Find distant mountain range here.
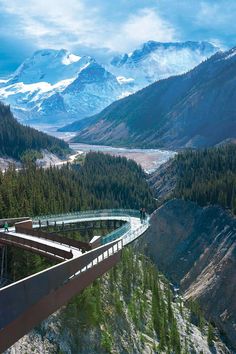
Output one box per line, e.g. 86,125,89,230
70,46,236,149
109,41,217,89
0,41,218,126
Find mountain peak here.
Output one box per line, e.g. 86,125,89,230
109,40,219,88
11,49,92,85
114,40,219,65
63,61,118,94
30,48,82,64
72,44,236,148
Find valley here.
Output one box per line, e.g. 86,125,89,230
0,15,235,352
70,47,236,149
0,41,217,127
70,143,176,173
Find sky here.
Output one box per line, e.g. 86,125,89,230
0,0,235,75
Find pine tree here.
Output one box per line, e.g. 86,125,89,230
207,323,214,347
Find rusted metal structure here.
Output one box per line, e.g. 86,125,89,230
0,232,73,261
0,239,122,353
16,226,92,253
0,209,150,352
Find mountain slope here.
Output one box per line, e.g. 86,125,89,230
0,50,125,125
0,103,69,160
140,200,236,351
60,62,123,117
9,49,91,85
71,47,236,149
109,40,218,89
0,42,217,127
35,61,124,124
140,144,236,350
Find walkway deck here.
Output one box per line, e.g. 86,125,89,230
0,209,149,352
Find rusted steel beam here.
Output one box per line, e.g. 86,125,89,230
16,227,91,252
0,252,121,353
15,220,33,232
0,238,63,261
0,233,73,260
0,239,122,332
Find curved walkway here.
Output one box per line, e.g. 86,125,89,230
0,209,149,258
0,209,150,352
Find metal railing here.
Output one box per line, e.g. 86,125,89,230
32,209,149,248
0,238,122,331
0,209,151,352
101,222,131,245
33,209,140,224
122,219,150,246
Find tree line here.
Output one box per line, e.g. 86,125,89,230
0,151,156,219
0,103,70,160
173,144,236,214
2,152,156,281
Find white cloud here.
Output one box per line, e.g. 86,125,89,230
197,1,236,29
0,0,99,47
105,8,176,52
0,0,177,53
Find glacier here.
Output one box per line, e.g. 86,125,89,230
0,41,219,127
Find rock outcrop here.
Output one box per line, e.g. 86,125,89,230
138,199,236,350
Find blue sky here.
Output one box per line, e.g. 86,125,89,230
0,0,235,75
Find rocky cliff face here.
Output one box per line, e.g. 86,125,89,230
138,199,236,350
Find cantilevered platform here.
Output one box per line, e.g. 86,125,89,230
0,209,149,352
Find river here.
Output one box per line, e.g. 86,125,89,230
70,143,176,173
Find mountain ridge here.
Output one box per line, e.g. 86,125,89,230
0,41,218,126
70,47,236,149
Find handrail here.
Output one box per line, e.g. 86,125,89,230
122,218,149,246
102,222,131,245
0,239,122,331
0,217,30,227
0,209,151,353
33,209,141,223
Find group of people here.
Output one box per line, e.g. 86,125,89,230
139,207,146,222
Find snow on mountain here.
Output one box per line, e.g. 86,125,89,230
10,49,91,85
0,49,126,124
0,42,219,127
39,62,124,120
62,62,123,116
223,46,236,60
109,41,219,89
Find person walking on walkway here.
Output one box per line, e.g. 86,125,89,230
140,208,143,222
142,208,146,221
4,221,9,232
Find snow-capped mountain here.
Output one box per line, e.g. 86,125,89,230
40,62,124,120
109,41,219,89
0,49,125,125
0,42,219,127
10,49,92,85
